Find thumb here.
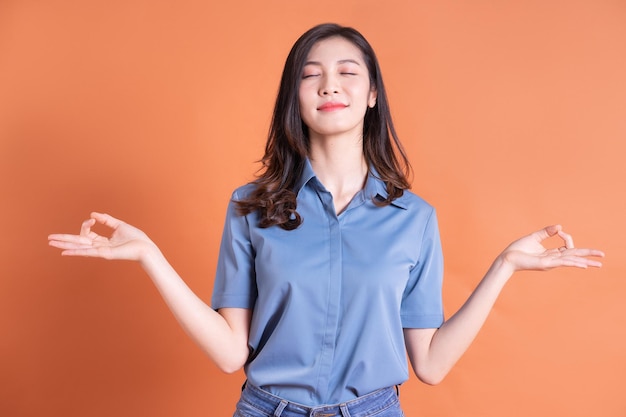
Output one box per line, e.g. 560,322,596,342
533,224,562,242
91,212,124,229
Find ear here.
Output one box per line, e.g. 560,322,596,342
368,88,377,108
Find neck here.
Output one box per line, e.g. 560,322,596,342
308,132,368,213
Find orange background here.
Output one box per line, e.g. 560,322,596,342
1,1,625,416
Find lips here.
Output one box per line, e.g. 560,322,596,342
317,102,348,111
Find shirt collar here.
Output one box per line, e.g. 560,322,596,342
367,166,409,210
293,158,317,195
294,158,408,210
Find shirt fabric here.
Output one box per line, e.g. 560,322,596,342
211,159,444,406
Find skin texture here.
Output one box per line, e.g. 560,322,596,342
298,36,378,214
48,37,604,383
299,36,377,143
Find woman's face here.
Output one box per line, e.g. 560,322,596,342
298,36,377,142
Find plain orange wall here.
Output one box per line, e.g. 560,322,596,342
1,1,625,416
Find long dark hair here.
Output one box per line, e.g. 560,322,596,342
236,23,412,230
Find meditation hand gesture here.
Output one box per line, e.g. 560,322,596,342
48,212,157,262
500,225,604,272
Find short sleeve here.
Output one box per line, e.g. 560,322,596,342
211,190,257,310
400,208,445,329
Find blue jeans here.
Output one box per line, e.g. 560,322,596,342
234,383,405,417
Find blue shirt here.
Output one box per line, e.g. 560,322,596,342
211,159,444,406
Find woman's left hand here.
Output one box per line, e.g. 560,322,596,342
500,225,604,272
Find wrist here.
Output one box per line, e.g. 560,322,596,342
138,240,162,267
490,253,516,283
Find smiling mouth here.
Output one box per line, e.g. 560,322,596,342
318,102,348,111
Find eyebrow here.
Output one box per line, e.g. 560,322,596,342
303,59,362,66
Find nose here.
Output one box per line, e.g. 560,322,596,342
319,74,340,96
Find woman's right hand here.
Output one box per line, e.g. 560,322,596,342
49,212,251,372
48,212,157,262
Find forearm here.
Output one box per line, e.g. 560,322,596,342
139,245,249,373
407,225,603,385
410,256,515,384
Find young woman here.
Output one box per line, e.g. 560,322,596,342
48,23,604,417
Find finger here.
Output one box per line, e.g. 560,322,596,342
541,256,590,269
80,218,96,237
558,230,575,249
560,248,605,258
60,247,108,258
582,259,603,268
91,212,123,229
533,225,562,242
49,239,96,250
48,233,94,246
558,256,603,268
547,248,605,269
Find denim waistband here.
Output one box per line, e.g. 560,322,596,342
237,383,401,417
